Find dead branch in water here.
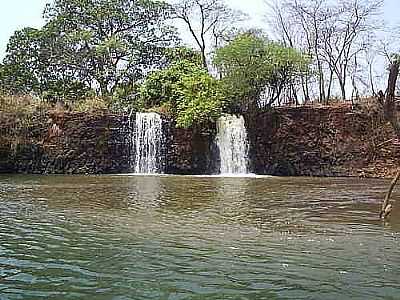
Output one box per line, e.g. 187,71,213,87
377,59,400,219
380,170,400,219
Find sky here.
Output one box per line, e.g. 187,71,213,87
0,0,399,60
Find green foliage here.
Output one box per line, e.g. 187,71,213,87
1,25,92,101
108,83,144,113
175,72,225,128
140,60,197,109
140,60,225,128
44,0,177,97
1,28,43,95
0,0,177,105
164,47,203,66
214,33,310,110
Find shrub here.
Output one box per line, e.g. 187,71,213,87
140,60,225,128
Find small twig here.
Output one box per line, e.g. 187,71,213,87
376,139,394,149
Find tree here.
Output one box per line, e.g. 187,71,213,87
267,0,328,102
140,60,198,110
1,25,91,100
1,28,43,95
378,56,400,137
213,33,309,112
140,59,225,128
175,70,225,128
319,0,382,101
266,0,312,102
267,0,383,102
173,0,245,70
377,56,400,219
164,46,203,66
48,0,178,96
1,0,177,101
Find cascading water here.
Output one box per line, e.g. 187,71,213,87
131,112,165,174
216,115,249,175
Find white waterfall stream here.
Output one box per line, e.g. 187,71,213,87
132,112,165,174
216,115,249,175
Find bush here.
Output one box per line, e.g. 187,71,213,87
139,60,197,110
175,73,225,128
140,60,225,128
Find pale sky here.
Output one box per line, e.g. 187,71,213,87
0,0,399,60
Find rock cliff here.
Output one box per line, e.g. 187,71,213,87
0,105,398,177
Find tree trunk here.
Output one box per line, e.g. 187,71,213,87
200,46,208,71
338,77,346,101
317,61,326,103
303,76,310,104
382,63,400,137
326,70,335,105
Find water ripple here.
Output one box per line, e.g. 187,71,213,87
0,175,400,299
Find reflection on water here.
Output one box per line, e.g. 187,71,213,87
126,175,163,209
0,175,400,299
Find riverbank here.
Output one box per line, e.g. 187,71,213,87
0,104,398,177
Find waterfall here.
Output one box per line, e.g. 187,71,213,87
131,112,165,174
216,115,249,175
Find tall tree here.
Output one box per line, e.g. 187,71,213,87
319,0,382,101
1,0,177,100
2,24,90,99
267,0,382,102
1,28,44,95
45,0,177,96
173,0,244,70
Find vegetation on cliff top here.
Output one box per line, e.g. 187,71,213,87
0,0,397,129
0,0,310,128
214,33,310,112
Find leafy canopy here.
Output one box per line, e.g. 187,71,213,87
140,58,225,128
1,0,177,102
214,33,309,110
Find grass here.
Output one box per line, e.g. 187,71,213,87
0,93,51,116
0,93,115,116
70,96,109,113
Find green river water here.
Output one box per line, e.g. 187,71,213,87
0,175,399,299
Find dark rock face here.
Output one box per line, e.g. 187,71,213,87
1,106,398,177
245,106,400,178
0,112,218,175
165,120,218,175
0,112,131,174
0,144,14,173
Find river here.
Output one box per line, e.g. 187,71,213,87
0,175,399,299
